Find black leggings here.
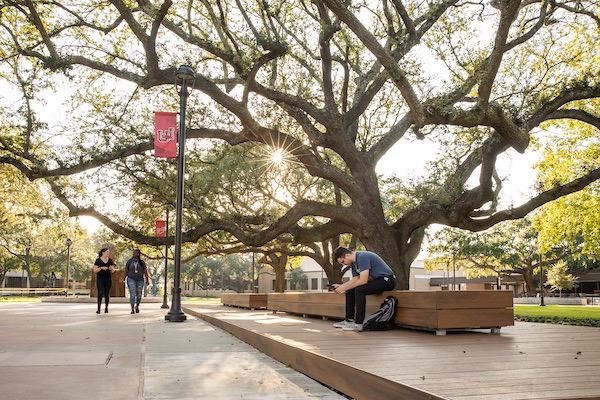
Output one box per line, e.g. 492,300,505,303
97,278,111,310
345,276,396,324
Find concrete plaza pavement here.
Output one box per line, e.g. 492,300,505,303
0,302,345,400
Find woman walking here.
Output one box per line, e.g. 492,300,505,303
93,248,115,314
125,249,149,314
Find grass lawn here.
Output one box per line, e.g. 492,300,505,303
0,296,42,302
514,305,600,327
182,296,221,304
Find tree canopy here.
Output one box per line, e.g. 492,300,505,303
533,114,600,260
426,218,567,294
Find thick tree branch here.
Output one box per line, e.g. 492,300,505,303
242,45,287,106
478,0,522,106
146,0,173,74
457,166,600,231
321,0,425,125
368,114,413,161
544,109,600,130
425,103,529,152
551,0,600,27
314,0,340,114
505,0,549,51
393,133,509,231
0,128,246,180
251,81,334,127
390,0,416,37
525,84,600,130
289,221,353,243
47,177,357,247
22,0,59,59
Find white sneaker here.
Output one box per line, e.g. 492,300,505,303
333,320,352,328
342,323,364,332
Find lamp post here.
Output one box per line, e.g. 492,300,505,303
161,207,169,309
452,252,456,291
165,65,195,322
251,252,255,293
539,252,546,307
65,238,72,297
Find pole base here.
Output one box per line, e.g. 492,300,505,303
165,312,187,322
160,303,169,309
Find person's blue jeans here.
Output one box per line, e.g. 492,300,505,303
127,277,144,307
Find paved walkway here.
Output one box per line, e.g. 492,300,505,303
0,302,344,400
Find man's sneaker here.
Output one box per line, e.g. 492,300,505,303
333,320,352,329
342,323,364,332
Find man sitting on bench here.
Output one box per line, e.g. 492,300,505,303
331,247,396,331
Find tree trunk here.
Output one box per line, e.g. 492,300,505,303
274,268,286,292
267,253,288,293
0,269,7,287
324,262,342,285
318,239,342,285
523,267,537,296
24,247,32,288
359,225,420,290
352,174,422,290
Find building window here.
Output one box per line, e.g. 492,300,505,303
322,278,329,290
311,278,318,290
272,280,276,291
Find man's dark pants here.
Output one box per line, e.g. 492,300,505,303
345,276,396,324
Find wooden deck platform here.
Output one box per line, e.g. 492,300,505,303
183,304,600,400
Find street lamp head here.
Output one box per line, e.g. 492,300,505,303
176,65,196,82
66,238,72,247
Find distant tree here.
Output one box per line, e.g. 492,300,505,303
546,260,577,297
533,116,600,260
288,267,307,291
427,219,565,295
259,252,289,293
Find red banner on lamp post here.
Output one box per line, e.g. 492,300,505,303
154,111,177,158
155,219,166,237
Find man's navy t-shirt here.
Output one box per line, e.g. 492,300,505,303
351,251,394,280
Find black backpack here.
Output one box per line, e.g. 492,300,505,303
362,296,398,331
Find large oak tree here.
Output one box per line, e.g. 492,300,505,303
1,0,598,289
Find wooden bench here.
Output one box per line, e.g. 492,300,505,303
0,287,67,296
90,270,126,298
221,293,268,310
267,291,514,335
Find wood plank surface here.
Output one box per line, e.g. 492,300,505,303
221,293,267,309
185,306,445,400
433,290,513,309
266,291,514,330
267,291,513,309
183,304,600,400
437,308,514,329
